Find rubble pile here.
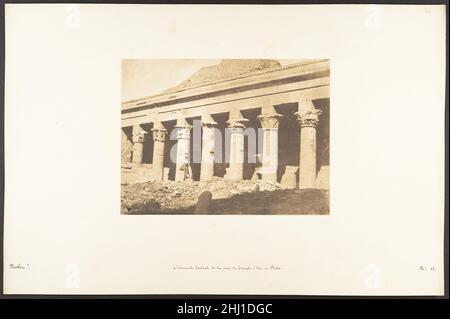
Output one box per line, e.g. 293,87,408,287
121,177,284,214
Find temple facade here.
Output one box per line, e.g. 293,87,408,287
121,59,330,189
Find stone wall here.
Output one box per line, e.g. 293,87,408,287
121,127,133,163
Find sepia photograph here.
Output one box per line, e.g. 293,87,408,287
2,3,445,298
121,59,330,214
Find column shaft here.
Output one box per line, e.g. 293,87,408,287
132,125,145,164
295,106,322,189
257,108,282,183
260,128,279,183
175,124,192,181
200,120,216,181
299,126,317,188
225,111,248,181
151,122,167,181
227,128,245,180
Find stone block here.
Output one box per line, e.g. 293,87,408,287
316,165,330,189
280,166,298,189
163,167,170,181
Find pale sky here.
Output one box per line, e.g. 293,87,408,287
122,59,307,101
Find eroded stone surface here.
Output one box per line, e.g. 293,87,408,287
167,59,281,92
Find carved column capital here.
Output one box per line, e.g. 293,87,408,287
257,113,283,129
132,127,147,143
227,109,248,129
201,114,218,128
202,121,218,128
203,123,217,130
175,125,192,139
151,121,167,142
152,128,167,142
226,118,249,129
295,109,322,128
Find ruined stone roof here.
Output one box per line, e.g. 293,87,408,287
122,59,326,108
164,59,282,93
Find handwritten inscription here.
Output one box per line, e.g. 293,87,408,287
9,263,30,270
419,265,436,271
173,265,281,271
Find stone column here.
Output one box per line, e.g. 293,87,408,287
295,104,322,189
225,110,248,181
132,124,146,164
200,114,217,181
174,118,192,181
257,106,282,183
151,121,167,181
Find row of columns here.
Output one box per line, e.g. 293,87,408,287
127,101,322,188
